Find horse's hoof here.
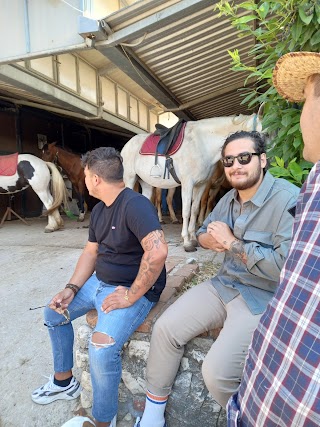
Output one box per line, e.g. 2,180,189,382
160,220,166,224
77,214,85,222
184,245,197,252
191,239,199,247
44,228,55,233
171,220,180,224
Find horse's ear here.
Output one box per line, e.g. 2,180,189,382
257,103,265,118
50,141,57,147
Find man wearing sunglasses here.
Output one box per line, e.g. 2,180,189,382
227,53,320,427
135,130,299,427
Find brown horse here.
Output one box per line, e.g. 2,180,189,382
42,142,90,221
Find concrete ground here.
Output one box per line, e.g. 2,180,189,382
0,215,217,427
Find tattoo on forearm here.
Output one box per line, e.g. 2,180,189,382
130,253,158,294
130,230,165,295
229,239,247,264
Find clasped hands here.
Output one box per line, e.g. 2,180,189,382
206,221,234,252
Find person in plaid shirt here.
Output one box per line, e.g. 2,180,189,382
227,52,320,426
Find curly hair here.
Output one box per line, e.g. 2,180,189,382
221,131,267,157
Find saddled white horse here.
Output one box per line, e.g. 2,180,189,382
121,114,262,251
0,154,69,232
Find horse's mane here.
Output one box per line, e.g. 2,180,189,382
50,143,82,157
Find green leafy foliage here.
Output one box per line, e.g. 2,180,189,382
269,157,311,187
215,0,320,183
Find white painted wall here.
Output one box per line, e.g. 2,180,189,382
0,0,83,60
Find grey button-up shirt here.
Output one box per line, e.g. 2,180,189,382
196,171,300,315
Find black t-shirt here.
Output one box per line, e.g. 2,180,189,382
88,188,166,302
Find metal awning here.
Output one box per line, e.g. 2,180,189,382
79,0,256,119
0,0,257,133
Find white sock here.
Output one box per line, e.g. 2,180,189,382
139,390,168,427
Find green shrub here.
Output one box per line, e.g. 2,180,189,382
215,0,320,182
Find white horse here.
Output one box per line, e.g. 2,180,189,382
121,114,262,251
0,154,69,232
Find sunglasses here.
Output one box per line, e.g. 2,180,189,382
222,152,260,168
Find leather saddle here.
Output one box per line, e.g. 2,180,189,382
154,119,186,184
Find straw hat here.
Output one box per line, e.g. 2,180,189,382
272,52,320,102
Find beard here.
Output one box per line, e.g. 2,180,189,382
226,167,263,190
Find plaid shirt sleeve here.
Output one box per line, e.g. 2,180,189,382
228,163,320,427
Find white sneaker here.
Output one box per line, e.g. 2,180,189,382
60,414,116,427
134,417,167,427
31,375,82,404
61,416,95,427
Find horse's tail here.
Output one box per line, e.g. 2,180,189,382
45,162,69,215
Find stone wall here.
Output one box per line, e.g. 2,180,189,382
75,257,226,427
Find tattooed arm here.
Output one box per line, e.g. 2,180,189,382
129,229,168,300
207,221,247,265
228,239,248,264
101,230,168,313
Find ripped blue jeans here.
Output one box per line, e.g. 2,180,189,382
44,274,155,423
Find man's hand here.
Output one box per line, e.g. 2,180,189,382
48,288,74,314
198,232,226,252
207,221,235,249
101,286,132,314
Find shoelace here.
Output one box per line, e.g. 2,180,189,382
41,374,58,390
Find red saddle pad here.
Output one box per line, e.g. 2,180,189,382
140,123,186,156
0,152,19,176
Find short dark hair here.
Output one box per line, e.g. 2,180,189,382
81,147,123,183
221,130,267,157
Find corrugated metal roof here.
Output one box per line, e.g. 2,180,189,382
0,0,258,130
94,0,257,119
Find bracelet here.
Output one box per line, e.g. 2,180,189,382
65,283,80,296
124,289,130,302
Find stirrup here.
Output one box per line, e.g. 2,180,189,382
150,164,162,178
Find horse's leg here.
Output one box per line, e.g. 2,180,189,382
197,180,211,225
166,188,179,224
139,181,154,200
52,207,64,229
123,166,138,190
77,195,85,222
35,189,61,232
76,179,87,222
180,182,195,252
205,187,220,219
74,188,85,222
188,182,208,248
155,187,164,224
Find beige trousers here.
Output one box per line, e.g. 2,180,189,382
146,280,262,407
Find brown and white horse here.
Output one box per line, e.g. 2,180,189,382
121,114,262,251
0,154,69,232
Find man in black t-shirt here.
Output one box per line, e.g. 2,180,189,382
32,147,168,427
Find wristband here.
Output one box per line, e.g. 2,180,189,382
65,283,80,296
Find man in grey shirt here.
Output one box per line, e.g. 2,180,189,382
135,130,299,427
